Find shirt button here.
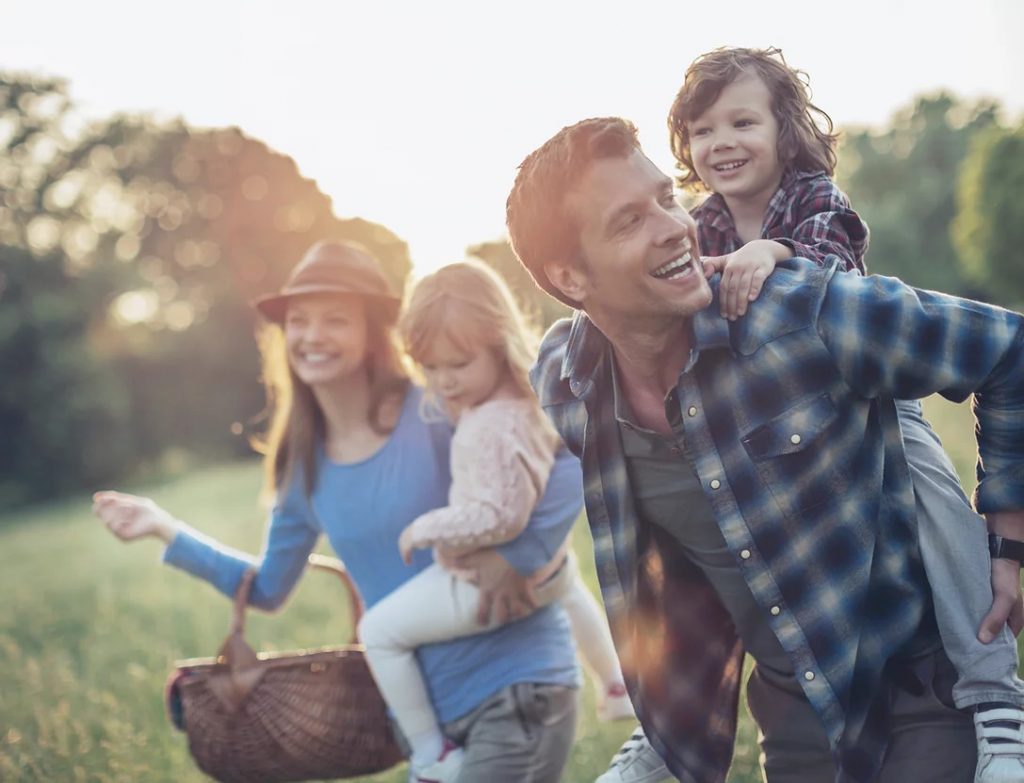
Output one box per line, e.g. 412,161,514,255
687,406,698,417
770,605,781,616
740,549,751,560
790,433,802,445
804,671,815,681
710,479,721,490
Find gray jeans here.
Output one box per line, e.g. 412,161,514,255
747,647,976,782
441,683,578,783
897,398,1024,708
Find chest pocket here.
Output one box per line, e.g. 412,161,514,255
742,393,844,515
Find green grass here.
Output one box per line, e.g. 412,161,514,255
0,396,1014,782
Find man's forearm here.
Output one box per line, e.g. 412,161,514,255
986,510,1024,542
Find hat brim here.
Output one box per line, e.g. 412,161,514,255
253,286,401,324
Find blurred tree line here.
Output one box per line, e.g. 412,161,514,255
2,74,1022,509
0,74,410,507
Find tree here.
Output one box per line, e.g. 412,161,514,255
836,93,1001,296
952,124,1024,308
0,72,413,505
467,239,570,331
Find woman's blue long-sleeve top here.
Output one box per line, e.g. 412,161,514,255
163,385,583,723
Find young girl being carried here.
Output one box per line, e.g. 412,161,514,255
599,46,1024,783
358,260,632,783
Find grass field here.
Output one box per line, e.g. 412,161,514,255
0,396,1016,782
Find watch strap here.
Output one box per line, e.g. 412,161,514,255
988,534,1024,563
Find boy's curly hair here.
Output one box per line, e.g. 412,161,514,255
668,47,838,192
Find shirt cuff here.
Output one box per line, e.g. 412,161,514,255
161,524,250,598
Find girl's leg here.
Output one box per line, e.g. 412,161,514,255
358,563,490,767
543,553,634,720
897,399,1024,709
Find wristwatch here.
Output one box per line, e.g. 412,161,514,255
988,534,1024,563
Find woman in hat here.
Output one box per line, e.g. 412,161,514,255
92,241,583,783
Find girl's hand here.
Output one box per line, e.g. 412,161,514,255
92,491,179,544
398,526,418,564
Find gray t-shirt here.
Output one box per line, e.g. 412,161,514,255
612,359,794,674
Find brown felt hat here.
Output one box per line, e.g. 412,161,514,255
254,241,401,324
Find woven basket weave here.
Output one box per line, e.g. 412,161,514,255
166,555,404,782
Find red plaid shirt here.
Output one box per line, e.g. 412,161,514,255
691,169,869,274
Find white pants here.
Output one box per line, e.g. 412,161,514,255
359,551,623,738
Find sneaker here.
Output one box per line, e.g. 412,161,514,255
974,704,1024,783
597,682,637,722
409,739,464,783
596,727,675,783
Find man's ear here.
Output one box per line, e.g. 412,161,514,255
544,258,587,305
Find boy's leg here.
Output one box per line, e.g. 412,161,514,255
442,682,578,783
897,399,1024,709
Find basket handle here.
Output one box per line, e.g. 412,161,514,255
211,555,364,711
225,554,364,658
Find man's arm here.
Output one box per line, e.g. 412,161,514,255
816,270,1024,515
816,269,1024,636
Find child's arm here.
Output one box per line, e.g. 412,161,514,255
398,406,553,563
703,239,791,321
703,177,869,319
774,177,868,273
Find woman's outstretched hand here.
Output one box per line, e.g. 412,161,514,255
92,490,180,545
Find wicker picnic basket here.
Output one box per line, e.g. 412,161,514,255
165,554,404,783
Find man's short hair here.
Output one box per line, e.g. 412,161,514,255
506,117,640,307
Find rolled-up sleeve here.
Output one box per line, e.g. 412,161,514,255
816,268,1024,512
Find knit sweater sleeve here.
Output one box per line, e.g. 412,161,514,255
402,400,557,551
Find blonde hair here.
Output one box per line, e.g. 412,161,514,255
253,295,411,505
400,260,543,415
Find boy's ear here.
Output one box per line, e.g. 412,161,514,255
544,258,587,306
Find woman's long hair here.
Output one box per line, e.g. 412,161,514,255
253,296,410,505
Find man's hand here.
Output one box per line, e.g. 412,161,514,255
702,239,789,320
978,511,1024,643
447,548,538,625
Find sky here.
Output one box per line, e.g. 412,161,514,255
3,0,1022,275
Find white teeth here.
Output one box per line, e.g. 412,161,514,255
652,251,693,279
303,353,335,363
714,160,746,171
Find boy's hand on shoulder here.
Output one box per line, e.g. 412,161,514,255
710,239,790,321
720,241,790,321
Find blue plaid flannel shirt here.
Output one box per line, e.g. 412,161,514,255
531,258,1024,783
692,169,869,274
